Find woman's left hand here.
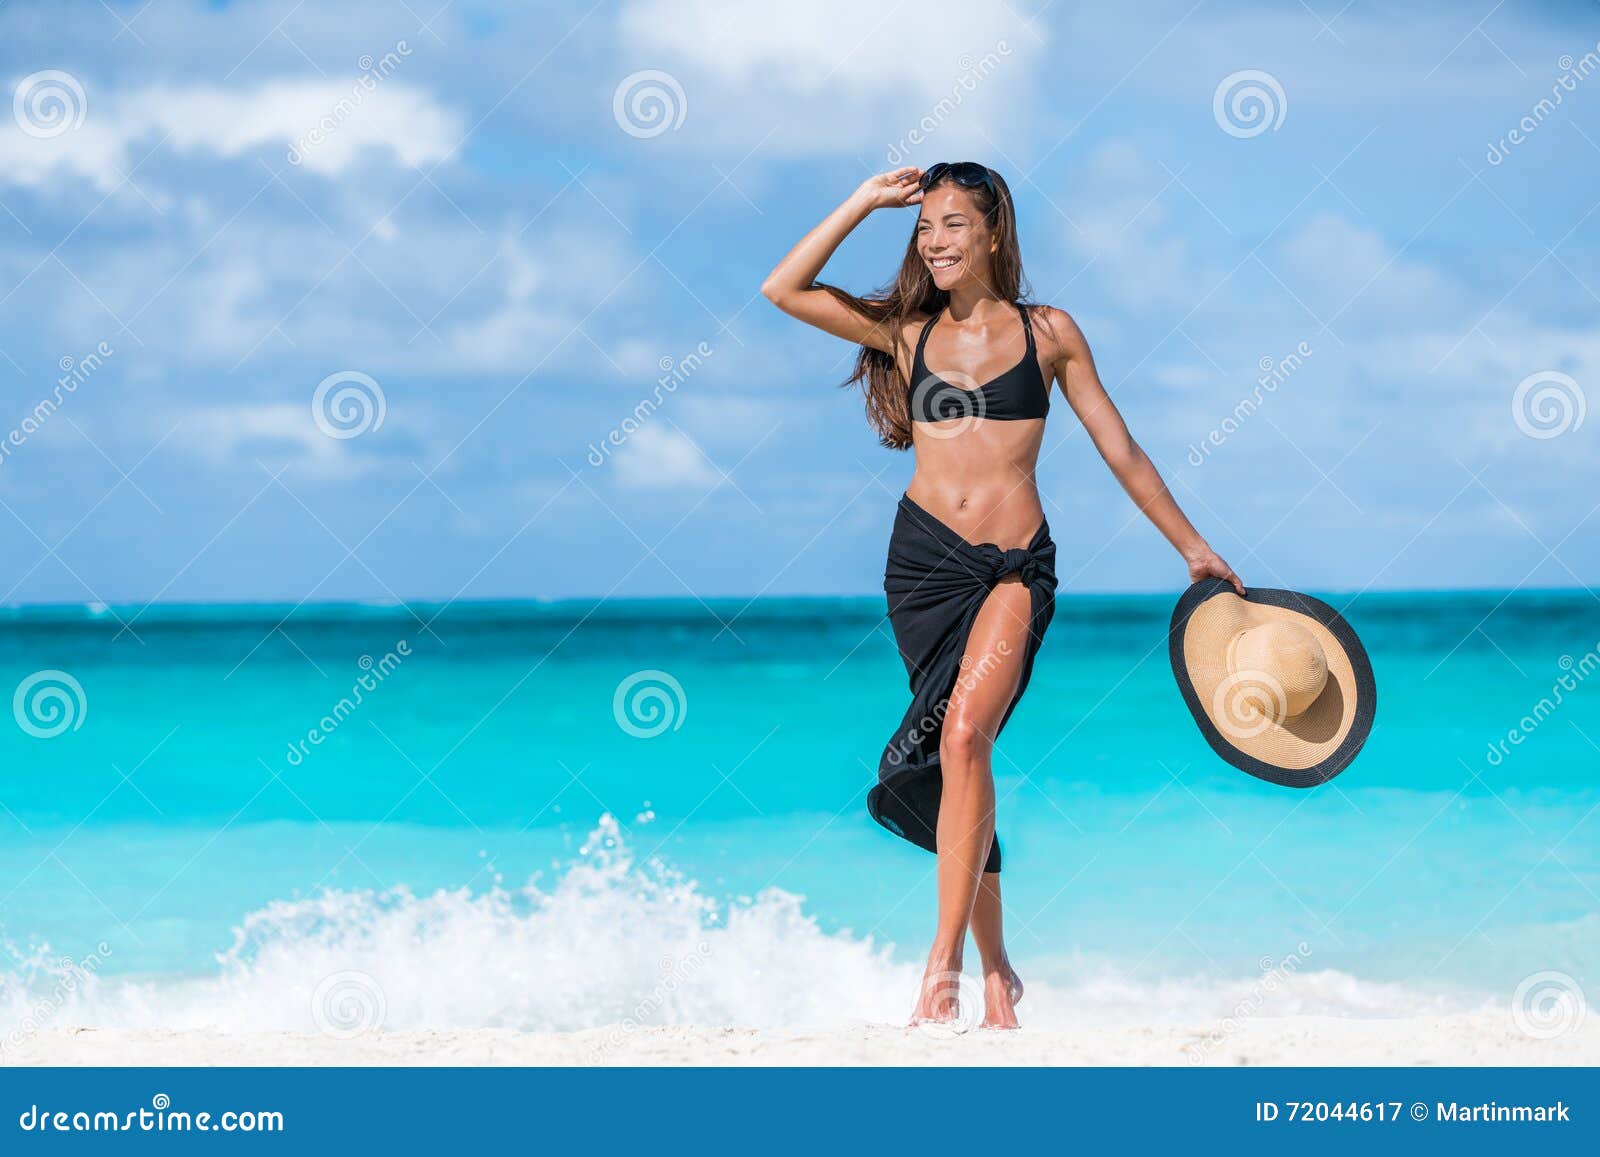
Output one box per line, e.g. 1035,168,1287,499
1186,547,1245,596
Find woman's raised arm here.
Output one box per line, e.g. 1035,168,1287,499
760,168,922,354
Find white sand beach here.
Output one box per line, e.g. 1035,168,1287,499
9,1012,1597,1067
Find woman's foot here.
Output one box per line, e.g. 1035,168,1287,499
980,960,1024,1030
908,956,965,1026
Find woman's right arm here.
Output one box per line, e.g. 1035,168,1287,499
760,167,923,354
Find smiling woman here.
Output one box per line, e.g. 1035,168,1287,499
761,162,1245,1031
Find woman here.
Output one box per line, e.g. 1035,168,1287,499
760,163,1244,1030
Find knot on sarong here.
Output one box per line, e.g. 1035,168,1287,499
988,546,1038,586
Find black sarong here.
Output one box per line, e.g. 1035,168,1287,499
869,493,1058,873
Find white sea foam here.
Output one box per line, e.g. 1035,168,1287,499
0,817,1486,1041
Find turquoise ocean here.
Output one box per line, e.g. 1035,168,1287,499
1,590,1596,1036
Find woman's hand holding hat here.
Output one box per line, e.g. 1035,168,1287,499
1185,543,1246,597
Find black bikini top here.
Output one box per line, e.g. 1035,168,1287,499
909,302,1050,424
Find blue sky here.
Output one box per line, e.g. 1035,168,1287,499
0,0,1597,604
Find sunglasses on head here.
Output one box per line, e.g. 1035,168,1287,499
918,161,997,198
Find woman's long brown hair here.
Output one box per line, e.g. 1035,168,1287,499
815,166,1031,450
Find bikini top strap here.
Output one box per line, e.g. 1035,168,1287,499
912,309,942,371
1016,302,1036,351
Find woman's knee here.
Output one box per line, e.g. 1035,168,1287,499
940,712,992,769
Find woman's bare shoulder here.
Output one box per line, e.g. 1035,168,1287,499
1025,303,1088,359
891,310,934,352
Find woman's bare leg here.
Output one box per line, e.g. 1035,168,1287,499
909,576,1031,1025
969,871,1024,1028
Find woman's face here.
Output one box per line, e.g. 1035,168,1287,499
916,183,997,292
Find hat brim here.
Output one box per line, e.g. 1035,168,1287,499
1168,578,1377,788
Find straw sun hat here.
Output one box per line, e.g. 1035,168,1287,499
1169,578,1376,787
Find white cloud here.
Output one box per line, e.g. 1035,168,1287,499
613,425,718,489
614,0,1044,156
620,0,1019,90
176,402,386,479
445,227,639,373
1276,211,1462,326
0,78,461,191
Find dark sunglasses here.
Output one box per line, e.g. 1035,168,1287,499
918,161,997,198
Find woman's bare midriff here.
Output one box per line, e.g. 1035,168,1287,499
904,417,1047,550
